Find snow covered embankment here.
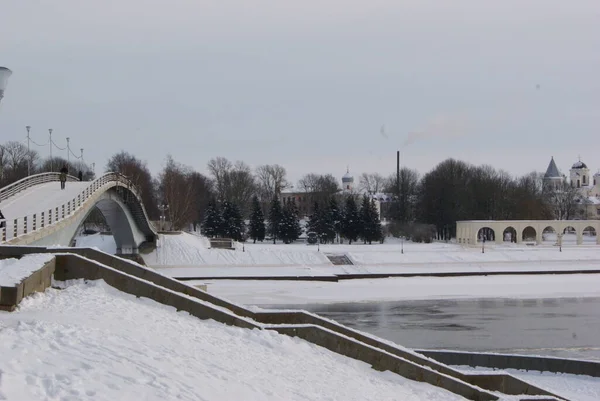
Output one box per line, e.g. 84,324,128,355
0,280,465,401
145,232,331,267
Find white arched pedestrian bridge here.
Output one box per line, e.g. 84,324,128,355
0,172,156,255
457,220,600,246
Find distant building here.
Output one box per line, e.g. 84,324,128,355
543,156,600,219
279,189,311,216
342,168,354,193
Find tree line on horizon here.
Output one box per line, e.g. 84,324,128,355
1,142,583,242
0,140,94,186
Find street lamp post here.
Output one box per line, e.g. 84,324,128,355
558,233,563,252
0,67,12,105
401,235,404,254
48,129,53,172
158,203,169,231
66,137,70,167
26,126,31,176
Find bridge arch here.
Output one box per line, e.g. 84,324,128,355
0,173,156,254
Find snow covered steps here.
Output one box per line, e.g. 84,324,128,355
325,253,353,265
0,254,56,311
0,245,575,400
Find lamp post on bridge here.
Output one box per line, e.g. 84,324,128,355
158,203,169,232
0,67,12,106
48,128,53,172
26,126,31,176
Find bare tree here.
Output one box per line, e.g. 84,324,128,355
384,168,419,222
207,157,232,197
207,157,256,214
0,141,39,185
358,173,385,194
159,155,196,230
297,173,340,208
106,151,159,219
546,179,582,220
255,164,288,201
189,171,214,231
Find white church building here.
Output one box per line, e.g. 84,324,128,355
543,156,600,219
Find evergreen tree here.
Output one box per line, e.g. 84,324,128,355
221,201,245,241
328,197,342,243
202,199,223,238
319,202,336,244
341,196,360,244
307,202,322,242
249,195,266,243
359,195,383,244
369,198,384,243
279,199,302,244
268,195,283,244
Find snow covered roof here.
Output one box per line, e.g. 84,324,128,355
544,157,561,179
370,193,394,202
587,196,600,204
572,160,588,169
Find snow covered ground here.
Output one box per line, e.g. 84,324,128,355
0,280,466,401
145,232,600,282
145,232,331,267
0,254,54,286
74,233,117,254
202,274,600,306
454,365,600,401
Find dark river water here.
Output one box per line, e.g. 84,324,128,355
267,297,600,361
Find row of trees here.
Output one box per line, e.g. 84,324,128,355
249,196,384,244
0,140,93,187
3,143,580,242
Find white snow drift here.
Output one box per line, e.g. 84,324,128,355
0,280,465,401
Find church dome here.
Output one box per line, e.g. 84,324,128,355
342,168,353,183
342,172,353,183
572,160,587,169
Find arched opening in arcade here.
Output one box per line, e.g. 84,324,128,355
541,226,557,245
562,226,577,244
476,227,495,244
502,226,517,243
583,226,597,244
522,226,537,243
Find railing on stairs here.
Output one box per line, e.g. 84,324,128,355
0,172,155,244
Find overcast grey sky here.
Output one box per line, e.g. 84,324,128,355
1,1,599,183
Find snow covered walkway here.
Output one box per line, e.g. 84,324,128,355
0,280,465,401
0,181,89,221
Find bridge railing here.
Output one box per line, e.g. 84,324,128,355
0,172,79,202
0,172,146,243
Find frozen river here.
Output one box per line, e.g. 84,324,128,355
270,296,600,361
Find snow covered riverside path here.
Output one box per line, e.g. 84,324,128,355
0,281,466,401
